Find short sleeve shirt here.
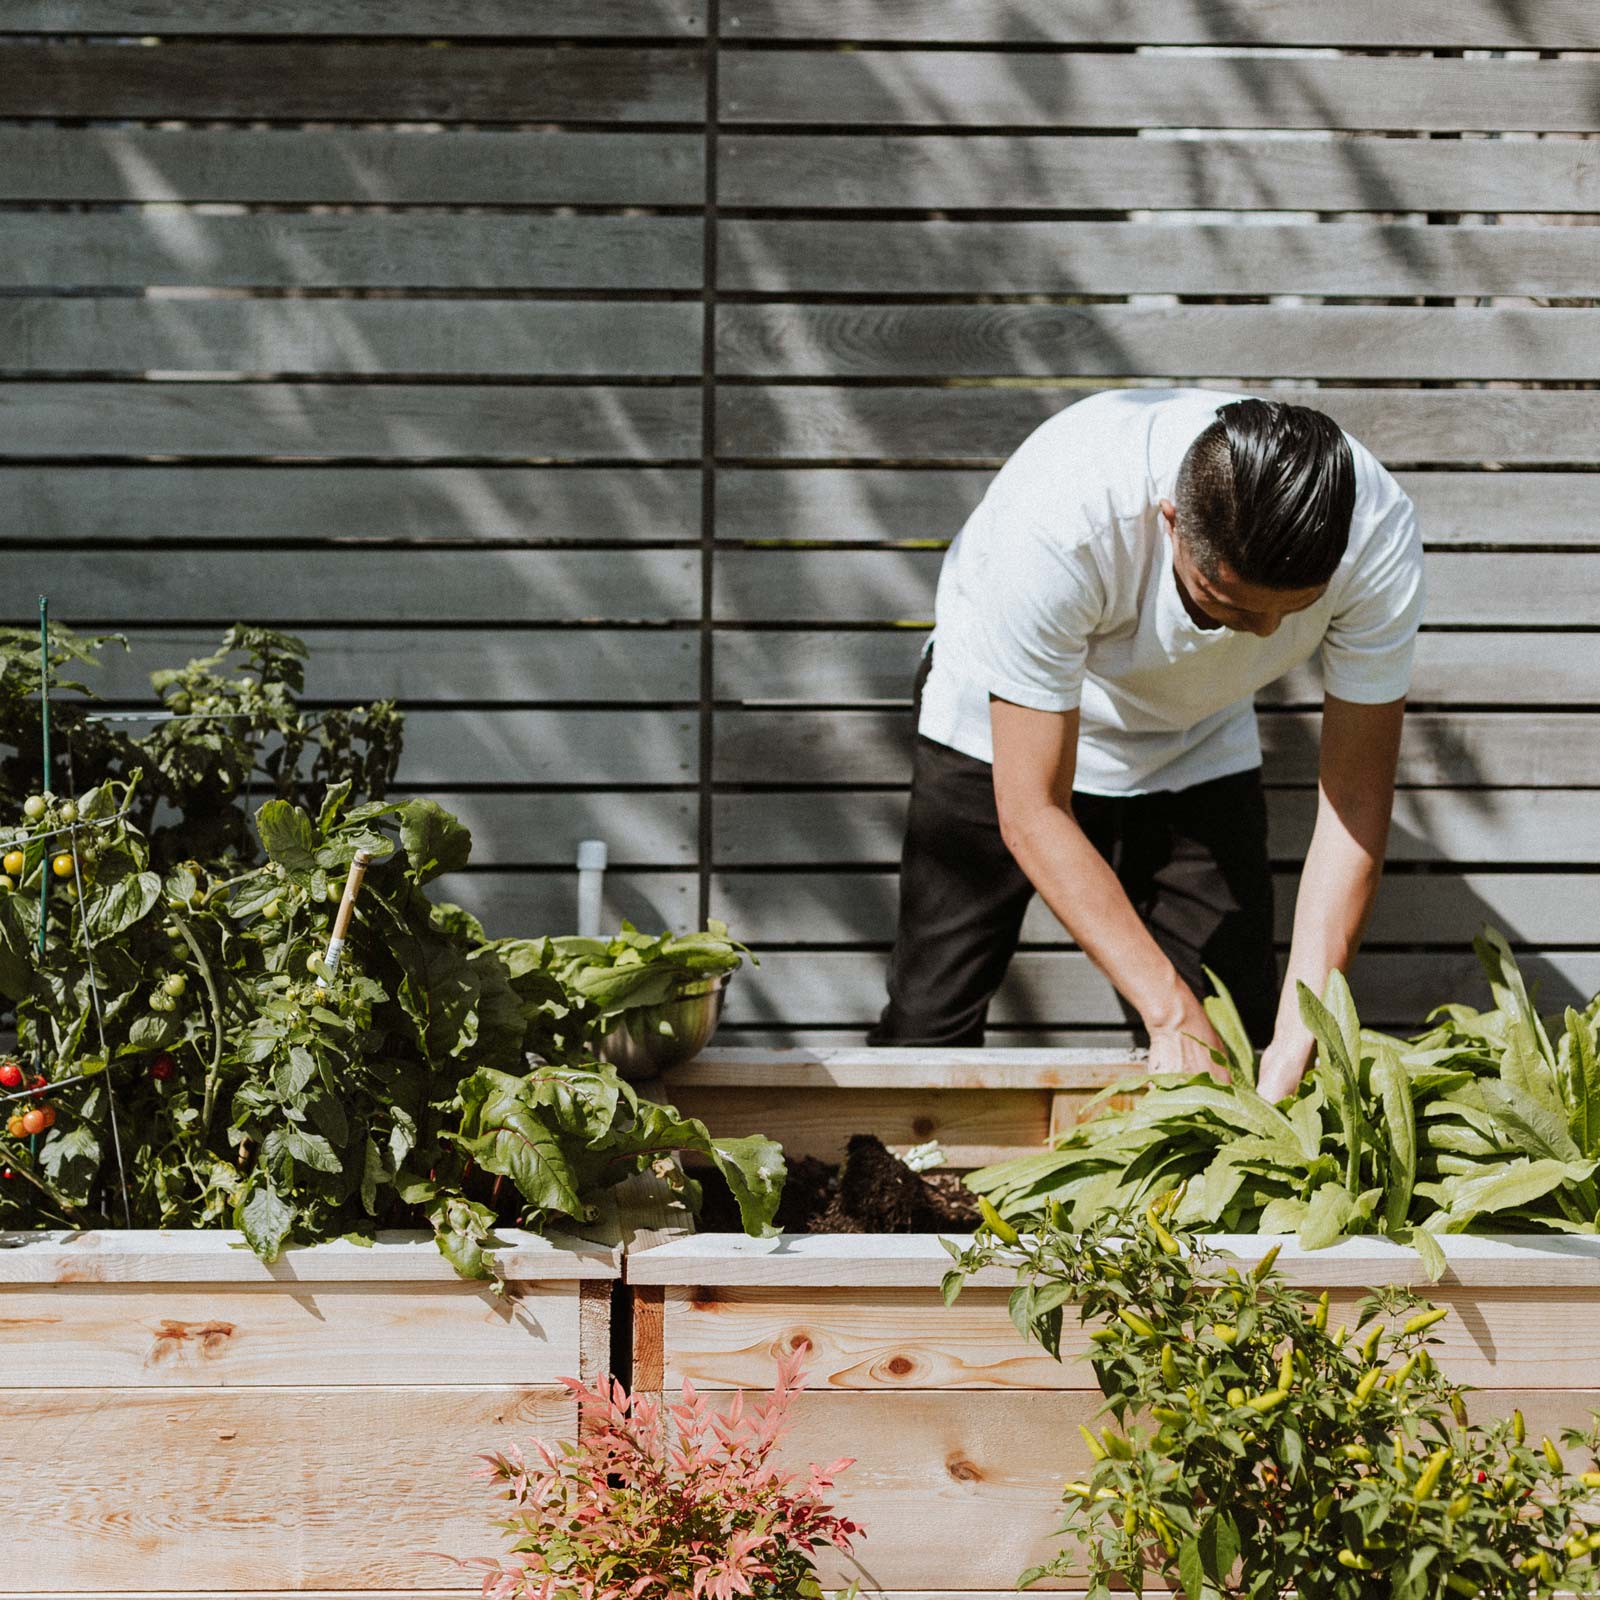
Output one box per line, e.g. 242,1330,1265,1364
917,387,1425,795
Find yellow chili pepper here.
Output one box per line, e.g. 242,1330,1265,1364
1395,1435,1407,1469
1160,1344,1180,1388
1338,1551,1375,1572
1413,1447,1451,1503
1313,1493,1335,1520
1117,1307,1156,1339
1329,1322,1346,1347
1447,1493,1472,1518
1089,1327,1117,1345
1246,1388,1289,1414
1210,1322,1237,1346
1047,1198,1068,1231
1359,1322,1384,1363
1278,1345,1295,1393
1544,1437,1565,1473
1151,1404,1186,1424
1580,1470,1600,1490
1403,1306,1449,1337
1252,1243,1282,1282
1102,1429,1133,1461
1311,1290,1330,1332
1063,1480,1094,1499
1353,1369,1381,1407
1078,1423,1107,1461
1513,1409,1526,1445
1444,1577,1480,1597
1227,1386,1246,1407
1341,1443,1372,1463
978,1196,1020,1244
1123,1506,1138,1536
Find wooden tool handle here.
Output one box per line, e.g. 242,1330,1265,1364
323,850,374,973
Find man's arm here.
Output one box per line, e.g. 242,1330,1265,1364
1255,692,1406,1100
989,696,1226,1077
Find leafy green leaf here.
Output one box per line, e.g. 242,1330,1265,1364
399,798,472,885
237,1182,295,1259
255,800,319,877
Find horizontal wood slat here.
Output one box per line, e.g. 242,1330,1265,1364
714,631,1600,707
722,52,1600,133
713,790,1600,867
1,465,701,542
0,1386,575,1590
436,869,698,939
1,298,703,378
723,0,1600,47
717,305,1600,382
720,218,1600,298
719,134,1600,212
716,386,1600,464
713,549,1599,626
396,710,697,787
0,1281,583,1387
731,950,1600,1029
0,127,704,204
4,214,705,292
712,709,1600,787
36,550,699,623
4,0,704,33
715,468,1600,547
0,384,701,460
710,869,1600,948
1,42,704,122
413,792,699,869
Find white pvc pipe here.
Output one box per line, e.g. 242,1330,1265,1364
576,838,608,936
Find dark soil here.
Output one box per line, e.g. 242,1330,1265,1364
695,1133,981,1234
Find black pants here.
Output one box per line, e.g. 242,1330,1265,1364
870,652,1278,1048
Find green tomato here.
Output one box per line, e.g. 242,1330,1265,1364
22,795,45,821
163,973,188,998
326,880,344,903
58,800,77,826
305,953,324,974
149,990,175,1013
0,875,13,895
262,898,281,920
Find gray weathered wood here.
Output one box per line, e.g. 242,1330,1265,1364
713,631,1600,708
1,299,702,378
716,468,1600,548
24,549,698,625
717,305,1600,383
420,791,698,867
713,549,1596,626
0,127,702,204
731,950,1600,1029
398,710,696,786
720,218,1600,298
714,789,1600,867
719,134,1600,212
435,870,698,940
3,43,704,122
724,1,1600,47
711,709,1598,787
722,52,1600,133
81,627,699,703
5,0,703,34
2,214,704,292
709,869,1600,948
717,386,1600,465
0,383,700,460
0,466,700,542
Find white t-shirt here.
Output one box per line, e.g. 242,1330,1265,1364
918,387,1425,796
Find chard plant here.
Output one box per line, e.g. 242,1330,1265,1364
944,1202,1600,1599
969,939,1600,1277
453,1351,860,1600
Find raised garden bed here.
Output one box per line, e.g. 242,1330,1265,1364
0,1226,618,1598
629,1049,1600,1596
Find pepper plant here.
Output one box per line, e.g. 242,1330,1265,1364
944,1203,1600,1599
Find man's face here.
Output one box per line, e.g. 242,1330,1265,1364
1159,498,1327,638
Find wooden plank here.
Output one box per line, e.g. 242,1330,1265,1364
715,1025,1141,1050
30,550,698,624
634,1230,1600,1290
0,383,701,460
663,1283,1600,1392
712,709,1600,787
715,630,1600,707
717,385,1600,466
718,304,1600,382
0,127,703,205
1,298,702,377
396,710,697,787
723,0,1600,47
0,1228,616,1283
578,1277,612,1386
728,949,1600,1029
671,1048,1137,1089
722,52,1600,133
419,791,698,869
1,42,704,122
715,789,1600,868
717,468,1600,548
0,1385,575,1591
721,217,1600,298
719,133,1600,213
434,869,698,939
2,213,705,292
709,869,1600,948
4,0,703,33
0,464,701,543
0,1280,585,1387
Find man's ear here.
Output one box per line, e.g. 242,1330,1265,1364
1158,497,1178,530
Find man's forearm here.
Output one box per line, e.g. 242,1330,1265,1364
1003,801,1197,1030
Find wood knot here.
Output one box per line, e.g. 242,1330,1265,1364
880,1354,916,1379
945,1453,983,1483
912,1116,936,1138
781,1330,815,1358
150,1319,237,1363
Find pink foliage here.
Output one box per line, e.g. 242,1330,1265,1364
453,1350,860,1600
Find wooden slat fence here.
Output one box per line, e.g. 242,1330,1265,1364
1,3,1595,1047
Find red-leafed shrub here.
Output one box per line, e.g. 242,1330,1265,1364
452,1351,861,1600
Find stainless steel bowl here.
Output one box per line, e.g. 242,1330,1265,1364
597,972,730,1080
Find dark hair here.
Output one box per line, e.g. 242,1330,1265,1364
1173,398,1356,588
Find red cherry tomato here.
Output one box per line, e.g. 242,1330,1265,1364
0,1060,21,1089
27,1074,47,1099
21,1108,46,1136
5,1114,24,1139
38,1106,55,1130
1,1168,13,1181
149,1054,176,1082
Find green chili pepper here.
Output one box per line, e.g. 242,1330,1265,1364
1310,1290,1330,1332
1337,1551,1375,1572
1078,1423,1107,1461
1450,1394,1469,1427
1447,1493,1472,1518
1227,1386,1246,1407
1312,1493,1335,1520
1359,1323,1384,1363
1252,1243,1282,1282
1152,1404,1186,1424
1352,1369,1381,1407
1102,1429,1133,1461
1246,1388,1288,1414
1123,1506,1138,1536
1413,1447,1451,1502
1341,1443,1372,1463
1513,1409,1526,1445
1210,1322,1237,1346
1444,1576,1480,1597
1544,1437,1565,1473
1402,1306,1449,1337
978,1196,1019,1244
1580,1470,1600,1489
1277,1345,1295,1393
1117,1307,1156,1339
1160,1343,1180,1388
1329,1322,1346,1347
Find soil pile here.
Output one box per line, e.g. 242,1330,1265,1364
697,1133,980,1233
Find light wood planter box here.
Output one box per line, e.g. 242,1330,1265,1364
631,1049,1600,1597
0,1227,619,1600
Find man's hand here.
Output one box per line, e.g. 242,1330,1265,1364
1256,1024,1315,1101
1147,1007,1229,1083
